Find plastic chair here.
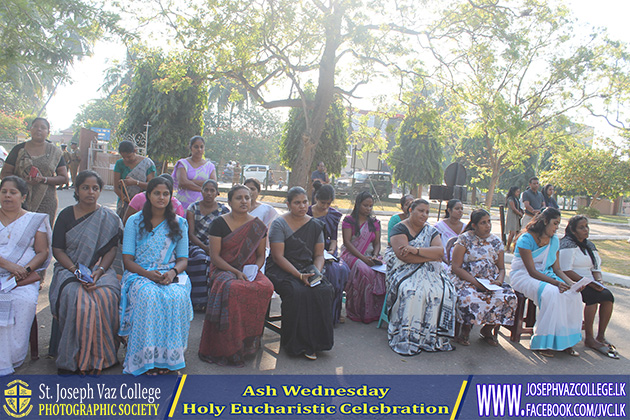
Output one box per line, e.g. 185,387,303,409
503,291,536,341
377,291,389,329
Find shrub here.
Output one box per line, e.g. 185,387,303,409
577,206,600,219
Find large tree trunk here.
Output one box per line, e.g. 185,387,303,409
484,169,500,208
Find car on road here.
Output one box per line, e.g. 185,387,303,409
242,164,270,187
335,171,393,199
0,146,8,167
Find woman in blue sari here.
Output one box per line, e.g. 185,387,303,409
510,208,582,358
120,177,192,375
307,184,349,324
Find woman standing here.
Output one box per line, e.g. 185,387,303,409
387,194,414,243
340,191,386,323
49,171,122,374
307,184,350,324
560,216,618,358
113,140,156,218
1,118,68,224
198,185,273,366
434,199,465,261
186,179,229,311
120,177,192,375
174,136,216,210
245,178,278,228
542,184,559,209
449,209,516,347
505,186,523,253
510,208,583,357
386,199,456,355
266,187,334,360
0,176,51,376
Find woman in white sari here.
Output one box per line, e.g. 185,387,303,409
0,176,51,376
510,207,583,358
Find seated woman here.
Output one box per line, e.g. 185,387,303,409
449,209,516,347
434,199,465,262
560,216,618,358
340,191,386,323
198,185,274,366
120,177,192,375
122,174,186,224
186,179,229,311
0,176,51,376
113,140,156,218
387,194,414,244
307,184,350,324
245,178,278,229
173,136,217,210
49,171,122,374
386,199,456,355
510,208,583,358
266,187,334,360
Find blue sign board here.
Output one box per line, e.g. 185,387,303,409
90,127,111,141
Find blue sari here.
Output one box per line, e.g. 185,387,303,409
120,213,192,376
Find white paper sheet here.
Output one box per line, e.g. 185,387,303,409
477,278,503,291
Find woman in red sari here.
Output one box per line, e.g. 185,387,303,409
198,184,273,366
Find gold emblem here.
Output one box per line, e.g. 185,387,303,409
4,379,32,418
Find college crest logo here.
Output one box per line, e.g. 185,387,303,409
4,379,33,418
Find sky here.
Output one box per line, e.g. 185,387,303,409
45,0,630,136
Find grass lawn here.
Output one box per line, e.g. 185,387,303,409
594,240,630,277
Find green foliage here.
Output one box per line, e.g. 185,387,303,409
118,49,206,162
0,0,121,113
388,105,443,188
73,94,124,133
577,206,601,219
205,129,280,167
545,140,630,205
280,93,349,176
0,111,27,140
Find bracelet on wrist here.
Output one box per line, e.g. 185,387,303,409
97,266,105,273
170,267,178,275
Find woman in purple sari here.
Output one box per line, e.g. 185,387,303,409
307,184,349,324
340,191,386,323
173,136,217,210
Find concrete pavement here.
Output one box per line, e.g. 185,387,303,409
15,189,630,377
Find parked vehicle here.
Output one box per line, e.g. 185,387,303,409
242,164,270,187
0,146,7,168
336,171,392,198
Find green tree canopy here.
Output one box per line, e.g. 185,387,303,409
118,48,206,162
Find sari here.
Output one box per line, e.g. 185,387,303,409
187,201,229,311
385,224,456,355
449,232,516,326
510,233,583,351
340,216,386,323
266,218,334,356
115,157,155,217
198,218,273,366
434,220,464,262
120,213,192,376
250,203,278,228
49,206,122,373
173,159,216,210
13,142,63,224
308,206,349,324
0,212,51,376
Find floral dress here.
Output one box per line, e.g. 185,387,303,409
449,231,516,326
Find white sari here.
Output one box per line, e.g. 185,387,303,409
509,234,582,351
0,212,51,375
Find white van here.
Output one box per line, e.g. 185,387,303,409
242,164,270,187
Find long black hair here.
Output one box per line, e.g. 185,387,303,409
506,186,519,201
526,207,561,235
463,209,490,233
141,177,181,241
350,191,377,235
564,215,597,267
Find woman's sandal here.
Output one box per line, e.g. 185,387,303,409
480,333,499,347
564,348,579,357
454,336,470,346
592,345,620,359
538,350,555,358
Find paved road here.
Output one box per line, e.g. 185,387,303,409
16,189,630,376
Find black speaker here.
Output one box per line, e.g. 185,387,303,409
429,185,454,201
454,185,467,202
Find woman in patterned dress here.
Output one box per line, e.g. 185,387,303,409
449,209,516,347
174,136,217,210
113,140,156,218
186,179,229,311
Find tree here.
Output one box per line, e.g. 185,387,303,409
280,92,349,177
0,111,27,141
128,0,426,187
0,0,121,114
73,94,124,133
118,49,206,162
427,0,623,206
545,141,630,207
388,105,443,196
